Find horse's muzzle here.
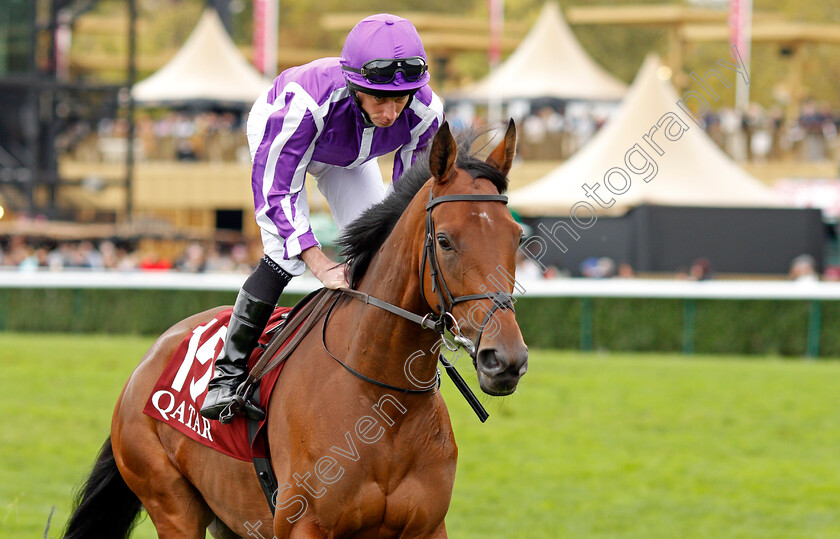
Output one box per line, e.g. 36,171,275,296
475,345,528,396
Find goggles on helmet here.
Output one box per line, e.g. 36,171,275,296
342,57,428,84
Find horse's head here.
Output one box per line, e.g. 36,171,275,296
421,121,528,396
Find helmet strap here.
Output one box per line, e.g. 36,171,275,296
349,89,376,127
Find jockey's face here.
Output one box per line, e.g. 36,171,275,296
356,91,410,128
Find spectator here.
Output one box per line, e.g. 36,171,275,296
138,251,174,272
580,256,616,279
617,262,635,279
822,265,840,281
688,257,713,281
789,254,818,282
176,242,207,273
515,249,543,280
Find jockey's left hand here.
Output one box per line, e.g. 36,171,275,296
301,247,351,289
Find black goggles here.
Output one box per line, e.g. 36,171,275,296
342,57,428,84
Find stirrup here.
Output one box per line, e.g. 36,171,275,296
219,382,265,424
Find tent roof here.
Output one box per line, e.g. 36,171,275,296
509,55,787,216
448,2,627,102
132,8,269,107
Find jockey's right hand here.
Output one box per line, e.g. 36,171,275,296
317,263,351,289
301,247,351,289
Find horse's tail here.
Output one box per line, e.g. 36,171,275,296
63,436,142,539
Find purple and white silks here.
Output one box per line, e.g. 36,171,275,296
246,57,444,274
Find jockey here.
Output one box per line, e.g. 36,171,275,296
201,14,445,421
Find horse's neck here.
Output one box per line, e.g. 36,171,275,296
343,214,440,388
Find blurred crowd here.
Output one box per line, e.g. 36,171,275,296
1,235,832,282
515,251,833,282
0,236,254,273
447,100,617,161
59,111,250,164
448,98,840,163
56,100,840,165
704,100,840,163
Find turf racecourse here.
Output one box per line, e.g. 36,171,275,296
2,334,839,538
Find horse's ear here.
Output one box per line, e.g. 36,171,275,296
486,119,517,176
429,122,457,184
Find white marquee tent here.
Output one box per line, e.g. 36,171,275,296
132,8,270,107
509,55,785,216
449,2,627,102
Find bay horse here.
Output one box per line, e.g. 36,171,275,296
64,121,528,538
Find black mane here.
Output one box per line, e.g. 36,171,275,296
338,127,510,287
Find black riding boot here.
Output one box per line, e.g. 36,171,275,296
200,289,275,421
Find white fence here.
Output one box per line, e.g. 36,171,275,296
3,270,840,300
2,271,836,356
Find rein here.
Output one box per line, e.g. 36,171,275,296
321,293,441,394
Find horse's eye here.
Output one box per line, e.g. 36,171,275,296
437,234,453,251
518,233,526,246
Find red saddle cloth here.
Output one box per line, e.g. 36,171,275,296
143,306,293,461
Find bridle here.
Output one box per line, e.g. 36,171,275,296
330,182,516,409
419,187,516,356
341,184,516,356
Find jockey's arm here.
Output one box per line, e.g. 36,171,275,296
301,245,349,290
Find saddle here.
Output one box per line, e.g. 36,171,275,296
222,288,337,423
142,289,335,454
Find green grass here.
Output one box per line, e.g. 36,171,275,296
1,334,839,538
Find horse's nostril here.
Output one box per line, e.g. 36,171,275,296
518,348,529,376
477,348,502,373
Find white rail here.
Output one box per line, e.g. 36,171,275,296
510,278,840,301
2,270,840,301
0,270,321,294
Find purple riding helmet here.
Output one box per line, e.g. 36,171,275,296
340,14,431,96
